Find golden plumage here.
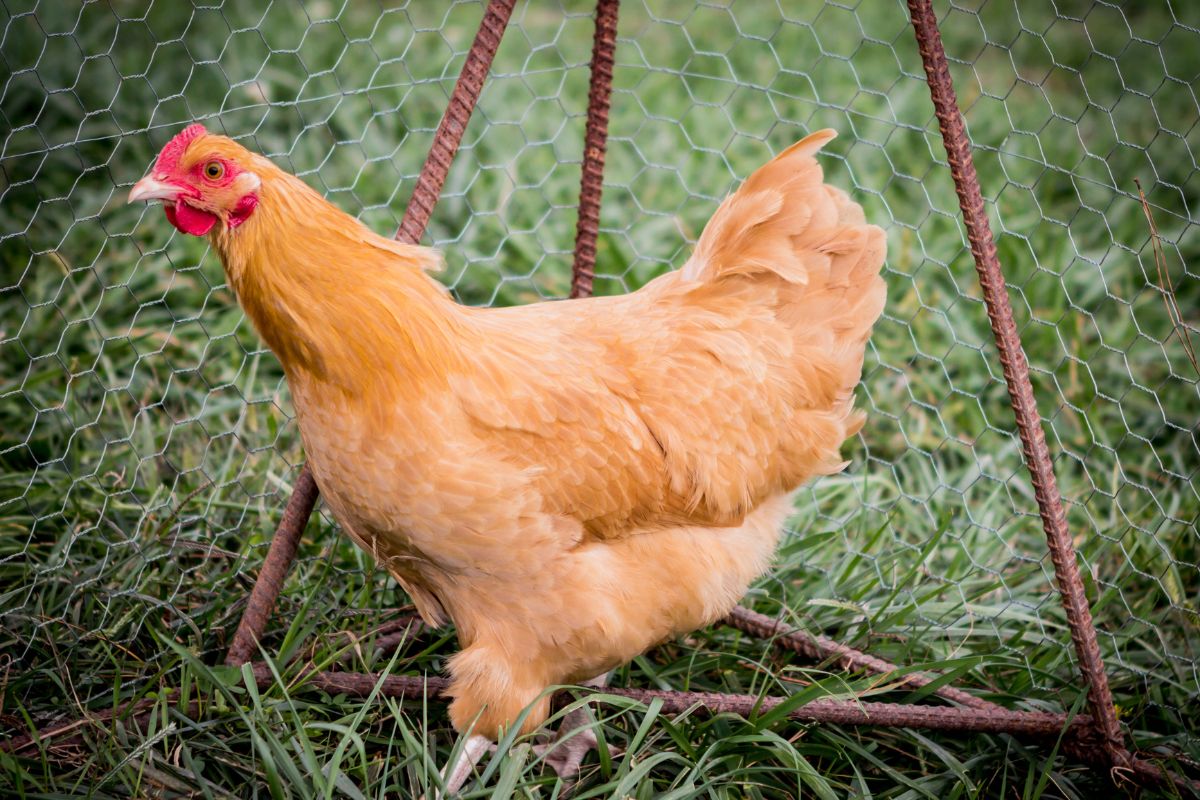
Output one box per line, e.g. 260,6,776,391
147,128,886,739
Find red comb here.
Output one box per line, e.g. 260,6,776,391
154,123,208,174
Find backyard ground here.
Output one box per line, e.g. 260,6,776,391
1,1,1198,797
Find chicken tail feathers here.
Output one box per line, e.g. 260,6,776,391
681,127,886,356
677,129,887,483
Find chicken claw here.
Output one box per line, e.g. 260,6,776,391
430,734,494,798
534,674,618,787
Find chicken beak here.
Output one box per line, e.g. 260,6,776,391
128,176,182,203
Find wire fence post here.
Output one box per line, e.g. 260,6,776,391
907,0,1129,770
569,0,620,299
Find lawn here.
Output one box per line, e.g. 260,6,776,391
1,0,1198,797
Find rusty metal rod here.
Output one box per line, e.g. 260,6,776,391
1,689,192,755
396,0,518,244
907,0,1128,768
0,668,1075,754
350,608,1004,721
336,615,429,667
569,0,620,298
11,665,1198,795
726,606,1004,712
346,608,1003,717
248,665,1082,738
225,466,318,666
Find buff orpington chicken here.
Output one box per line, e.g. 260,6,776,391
129,123,886,792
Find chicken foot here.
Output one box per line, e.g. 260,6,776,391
432,673,612,797
534,672,614,784
431,734,494,798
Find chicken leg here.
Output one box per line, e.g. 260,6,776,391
431,733,494,798
432,673,612,797
534,672,613,782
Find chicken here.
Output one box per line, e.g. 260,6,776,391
129,123,886,789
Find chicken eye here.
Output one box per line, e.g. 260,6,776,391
204,161,224,180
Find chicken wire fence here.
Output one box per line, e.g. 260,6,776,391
2,0,1198,773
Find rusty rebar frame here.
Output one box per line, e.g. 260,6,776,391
247,663,1083,739
8,1,1196,794
908,1,1193,791
569,0,618,298
910,0,1125,750
0,660,1085,757
225,466,318,666
724,606,1005,713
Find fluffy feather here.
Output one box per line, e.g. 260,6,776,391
143,128,886,738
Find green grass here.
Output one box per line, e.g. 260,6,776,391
2,0,1198,797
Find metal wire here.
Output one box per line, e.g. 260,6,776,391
1,0,1196,790
569,0,619,298
908,0,1128,765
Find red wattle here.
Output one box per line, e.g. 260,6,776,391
228,193,258,228
165,202,217,236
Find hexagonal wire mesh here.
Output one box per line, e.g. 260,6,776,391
1,0,1197,781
